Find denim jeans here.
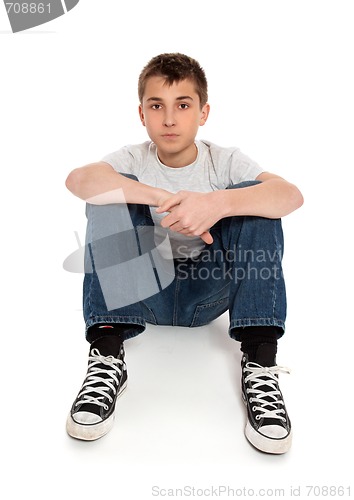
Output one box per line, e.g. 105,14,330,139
83,179,286,342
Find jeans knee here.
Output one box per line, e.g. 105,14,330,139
227,180,261,190
119,172,139,182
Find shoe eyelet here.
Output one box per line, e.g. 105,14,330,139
252,406,257,412
104,405,109,410
255,415,261,420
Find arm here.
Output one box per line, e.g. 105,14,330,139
218,172,304,219
156,172,303,243
65,161,171,206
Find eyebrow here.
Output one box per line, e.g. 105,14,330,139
146,95,194,102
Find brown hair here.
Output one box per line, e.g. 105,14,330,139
138,53,208,108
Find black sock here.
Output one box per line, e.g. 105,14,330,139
239,326,283,365
91,334,123,357
86,324,127,356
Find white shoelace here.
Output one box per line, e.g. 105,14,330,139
75,348,124,411
244,362,290,421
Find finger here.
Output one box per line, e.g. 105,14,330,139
200,231,213,244
174,227,212,242
176,228,213,243
175,227,192,234
160,213,179,228
156,195,181,213
169,222,192,233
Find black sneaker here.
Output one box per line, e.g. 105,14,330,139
66,339,127,441
241,344,292,454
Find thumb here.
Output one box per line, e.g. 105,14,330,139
156,193,181,213
200,231,213,245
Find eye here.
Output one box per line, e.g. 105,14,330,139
151,104,162,110
179,103,189,109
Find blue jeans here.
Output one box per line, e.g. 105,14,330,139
83,179,286,342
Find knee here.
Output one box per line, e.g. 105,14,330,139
226,180,261,190
221,210,284,245
119,172,139,182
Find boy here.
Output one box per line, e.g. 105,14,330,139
65,53,303,454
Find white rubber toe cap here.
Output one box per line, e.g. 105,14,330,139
259,424,289,439
72,411,102,425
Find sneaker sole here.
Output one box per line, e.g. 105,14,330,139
242,395,292,454
66,381,127,441
244,421,292,454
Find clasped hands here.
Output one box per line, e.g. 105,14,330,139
155,190,221,244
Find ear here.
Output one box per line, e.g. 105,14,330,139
138,104,146,126
199,103,210,126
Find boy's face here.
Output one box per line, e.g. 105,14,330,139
139,76,210,167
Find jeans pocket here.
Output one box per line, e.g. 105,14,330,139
190,298,229,327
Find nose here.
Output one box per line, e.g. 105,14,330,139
163,108,176,127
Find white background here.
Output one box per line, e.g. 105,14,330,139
1,1,353,498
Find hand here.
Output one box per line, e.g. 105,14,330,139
155,189,174,207
155,191,222,244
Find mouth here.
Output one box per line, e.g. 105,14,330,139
162,134,179,138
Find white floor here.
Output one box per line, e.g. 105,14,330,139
5,300,351,499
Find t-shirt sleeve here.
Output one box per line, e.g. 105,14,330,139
229,149,264,184
101,146,136,175
204,141,264,189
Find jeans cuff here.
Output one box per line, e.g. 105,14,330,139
85,315,146,342
229,318,285,341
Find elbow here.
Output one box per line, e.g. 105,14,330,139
293,185,304,210
287,184,304,215
65,168,84,197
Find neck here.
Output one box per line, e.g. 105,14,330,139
157,143,197,168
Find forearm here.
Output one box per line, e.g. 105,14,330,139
65,162,169,206
216,178,304,219
156,178,302,245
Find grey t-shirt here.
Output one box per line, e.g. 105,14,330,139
102,140,263,258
